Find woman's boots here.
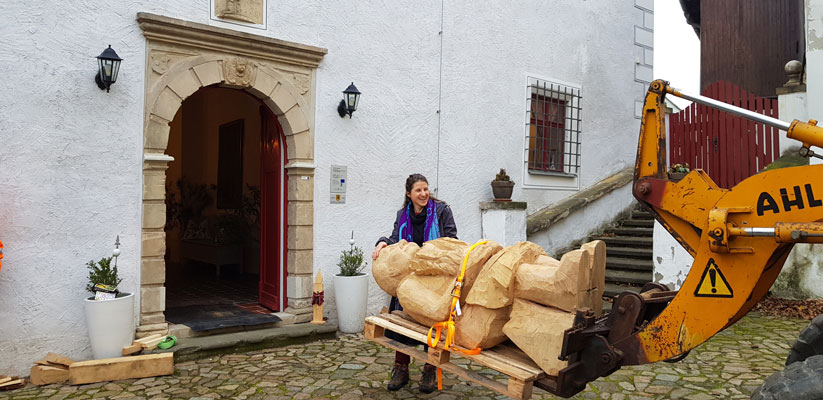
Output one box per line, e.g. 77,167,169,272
387,351,438,393
420,364,437,393
387,362,410,391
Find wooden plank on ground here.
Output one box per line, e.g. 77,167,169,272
0,377,11,385
0,378,25,390
134,333,163,345
68,353,174,385
122,342,143,356
42,353,75,368
139,336,165,350
30,365,69,385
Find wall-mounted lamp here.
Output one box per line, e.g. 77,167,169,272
337,82,361,118
95,45,123,92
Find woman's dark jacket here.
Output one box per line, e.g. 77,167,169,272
376,200,457,347
376,201,458,246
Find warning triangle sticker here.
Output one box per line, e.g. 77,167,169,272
694,258,733,298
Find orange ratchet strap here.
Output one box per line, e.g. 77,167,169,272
426,240,487,390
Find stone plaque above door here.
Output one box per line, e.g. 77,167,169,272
214,0,264,26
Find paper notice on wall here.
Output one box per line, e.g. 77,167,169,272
331,165,347,193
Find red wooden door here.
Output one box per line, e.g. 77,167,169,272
669,81,779,189
259,106,288,311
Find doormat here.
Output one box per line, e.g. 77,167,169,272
165,304,281,331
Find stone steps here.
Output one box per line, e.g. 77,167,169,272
596,205,655,301
606,256,653,272
606,269,653,285
609,227,654,237
620,219,654,228
604,282,643,298
597,236,654,247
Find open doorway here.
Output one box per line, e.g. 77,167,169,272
163,86,286,331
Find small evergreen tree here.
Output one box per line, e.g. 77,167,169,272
86,257,122,293
337,246,366,276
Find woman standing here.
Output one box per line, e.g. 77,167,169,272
373,173,458,393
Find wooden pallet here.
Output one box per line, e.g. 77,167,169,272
364,312,551,399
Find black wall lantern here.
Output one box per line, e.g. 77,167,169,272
95,45,123,92
337,82,361,118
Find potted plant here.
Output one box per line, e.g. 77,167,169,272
333,233,368,333
668,163,690,182
491,168,515,201
83,236,134,359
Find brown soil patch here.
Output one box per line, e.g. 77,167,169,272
755,296,823,320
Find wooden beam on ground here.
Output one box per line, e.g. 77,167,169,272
30,365,69,385
134,333,163,345
68,353,174,385
0,378,26,390
122,342,143,356
0,377,12,385
42,353,75,368
139,336,165,350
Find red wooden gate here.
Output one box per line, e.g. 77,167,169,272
668,81,780,188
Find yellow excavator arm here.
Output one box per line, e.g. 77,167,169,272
544,80,823,398
627,80,823,363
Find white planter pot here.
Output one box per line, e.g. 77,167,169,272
83,292,135,359
333,274,369,333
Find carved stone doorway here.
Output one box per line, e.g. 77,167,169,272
137,13,326,337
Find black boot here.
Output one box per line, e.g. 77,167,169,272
420,363,437,393
387,362,409,391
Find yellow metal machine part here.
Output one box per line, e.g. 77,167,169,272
623,80,823,364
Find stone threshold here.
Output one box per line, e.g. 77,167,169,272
168,312,299,339
156,321,338,362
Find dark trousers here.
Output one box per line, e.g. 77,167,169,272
388,297,428,365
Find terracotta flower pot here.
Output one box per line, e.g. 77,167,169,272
668,171,688,182
491,180,515,201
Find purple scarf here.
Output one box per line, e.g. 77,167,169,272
398,199,440,243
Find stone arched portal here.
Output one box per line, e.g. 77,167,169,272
137,13,326,336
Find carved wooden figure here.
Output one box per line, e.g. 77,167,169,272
310,271,326,324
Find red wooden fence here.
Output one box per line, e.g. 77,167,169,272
668,81,780,189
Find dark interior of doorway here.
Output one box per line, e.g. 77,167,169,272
165,263,280,331
163,86,277,330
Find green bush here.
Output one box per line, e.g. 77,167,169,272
337,246,366,276
86,257,122,293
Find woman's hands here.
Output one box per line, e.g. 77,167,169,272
372,242,388,260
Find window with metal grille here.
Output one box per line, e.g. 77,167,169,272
526,79,581,176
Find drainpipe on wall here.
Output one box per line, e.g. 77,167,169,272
434,0,444,195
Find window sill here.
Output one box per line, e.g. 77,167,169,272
527,170,577,178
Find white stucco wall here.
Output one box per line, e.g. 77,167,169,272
313,2,646,324
1,0,646,374
529,185,635,256
480,207,527,248
0,1,148,376
652,221,694,290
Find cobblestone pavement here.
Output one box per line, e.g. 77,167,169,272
0,312,809,400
